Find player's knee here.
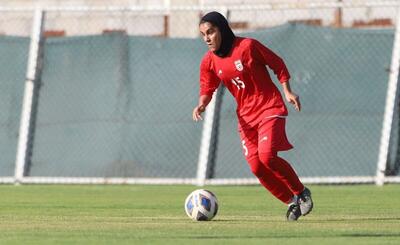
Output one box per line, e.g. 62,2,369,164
259,152,278,170
247,157,265,178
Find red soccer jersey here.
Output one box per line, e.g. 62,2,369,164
199,37,291,128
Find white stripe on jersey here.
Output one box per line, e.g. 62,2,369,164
265,115,287,119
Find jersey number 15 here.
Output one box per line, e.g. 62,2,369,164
231,77,245,90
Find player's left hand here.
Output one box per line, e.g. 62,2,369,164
192,105,206,121
285,92,301,112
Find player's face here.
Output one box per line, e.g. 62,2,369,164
199,22,222,52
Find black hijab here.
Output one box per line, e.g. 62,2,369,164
200,11,236,57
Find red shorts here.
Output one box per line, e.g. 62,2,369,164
238,117,293,161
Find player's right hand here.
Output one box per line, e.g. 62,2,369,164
192,105,206,121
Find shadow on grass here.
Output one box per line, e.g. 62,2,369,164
308,217,400,222
203,216,400,223
170,233,400,240
341,233,400,238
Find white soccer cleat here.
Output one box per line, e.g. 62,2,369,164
298,187,313,216
286,203,301,221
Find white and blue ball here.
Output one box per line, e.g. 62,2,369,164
184,189,218,221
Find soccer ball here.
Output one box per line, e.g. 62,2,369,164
184,189,219,221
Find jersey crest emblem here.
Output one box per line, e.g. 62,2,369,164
234,60,243,71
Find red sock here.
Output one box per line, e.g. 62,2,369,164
248,157,294,204
259,153,304,196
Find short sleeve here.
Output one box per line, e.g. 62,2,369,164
199,53,221,96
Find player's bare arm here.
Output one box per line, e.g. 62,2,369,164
282,81,301,112
192,94,212,121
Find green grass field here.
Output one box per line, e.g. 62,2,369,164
0,184,399,244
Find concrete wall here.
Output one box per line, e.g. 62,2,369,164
0,0,398,37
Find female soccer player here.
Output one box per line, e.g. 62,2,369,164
192,11,313,221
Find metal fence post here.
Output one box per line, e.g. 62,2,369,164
376,7,400,186
14,8,45,184
195,8,229,186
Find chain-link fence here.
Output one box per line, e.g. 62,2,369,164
0,1,400,184
31,33,204,178
0,10,31,179
215,24,394,179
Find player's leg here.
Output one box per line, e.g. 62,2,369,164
257,117,313,217
258,152,303,221
259,152,304,195
247,156,295,204
239,125,297,212
257,118,303,194
249,158,301,221
273,155,313,215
